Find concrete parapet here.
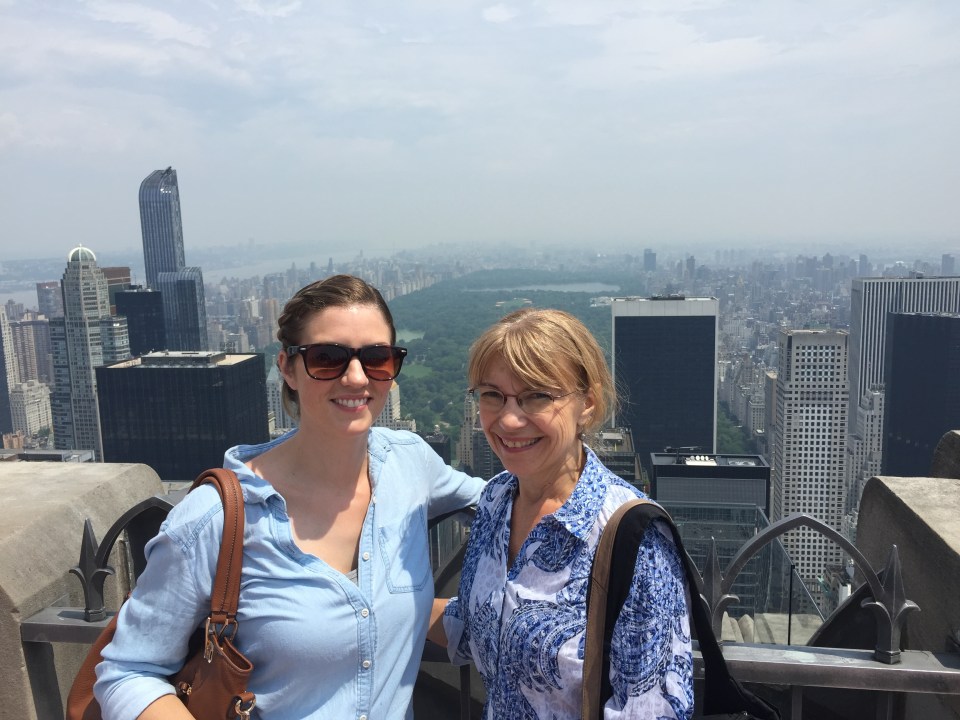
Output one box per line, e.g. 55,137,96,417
0,462,163,720
858,474,960,718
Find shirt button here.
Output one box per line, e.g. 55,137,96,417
362,551,370,561
362,659,372,669
359,716,367,720
360,608,369,618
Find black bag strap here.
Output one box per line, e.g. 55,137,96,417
583,498,780,720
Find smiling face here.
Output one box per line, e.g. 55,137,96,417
278,304,393,439
477,355,595,489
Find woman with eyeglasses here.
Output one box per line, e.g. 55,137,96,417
432,308,693,719
95,275,485,720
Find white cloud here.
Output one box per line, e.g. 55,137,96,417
482,4,518,23
84,1,211,47
235,0,302,19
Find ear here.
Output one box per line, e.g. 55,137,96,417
578,387,597,428
278,348,299,392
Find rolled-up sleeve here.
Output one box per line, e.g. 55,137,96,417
94,491,221,720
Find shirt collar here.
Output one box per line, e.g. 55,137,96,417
548,445,610,541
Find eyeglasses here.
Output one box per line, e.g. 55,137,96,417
469,386,576,414
285,343,407,381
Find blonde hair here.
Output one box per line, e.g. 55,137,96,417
467,308,616,437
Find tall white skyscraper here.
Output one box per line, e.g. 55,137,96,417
50,246,129,460
771,329,849,605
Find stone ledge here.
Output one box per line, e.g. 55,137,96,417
0,462,163,720
857,474,960,717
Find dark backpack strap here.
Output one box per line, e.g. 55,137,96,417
585,500,781,720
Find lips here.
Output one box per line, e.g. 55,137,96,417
334,397,369,409
498,436,540,449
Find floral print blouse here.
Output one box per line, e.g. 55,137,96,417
444,447,694,719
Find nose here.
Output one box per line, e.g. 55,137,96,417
496,396,528,430
341,357,369,386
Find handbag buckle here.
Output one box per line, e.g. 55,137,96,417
235,695,257,720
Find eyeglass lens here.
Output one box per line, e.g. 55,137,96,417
473,388,556,413
301,344,404,381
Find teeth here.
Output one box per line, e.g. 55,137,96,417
501,437,538,449
335,398,369,408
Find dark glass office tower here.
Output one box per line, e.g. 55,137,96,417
157,269,208,350
611,296,719,480
139,167,186,290
97,351,269,481
882,312,960,476
115,288,166,356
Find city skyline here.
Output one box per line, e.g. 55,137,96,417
1,2,958,261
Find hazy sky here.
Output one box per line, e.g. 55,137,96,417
1,0,958,262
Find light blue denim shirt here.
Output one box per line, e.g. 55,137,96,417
95,427,485,720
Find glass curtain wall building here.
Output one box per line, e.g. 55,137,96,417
139,167,186,290
611,296,719,481
97,351,269,482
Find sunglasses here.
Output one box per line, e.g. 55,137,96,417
469,386,575,414
286,343,407,381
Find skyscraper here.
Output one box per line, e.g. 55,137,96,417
611,296,719,479
115,287,166,356
35,281,64,319
847,277,960,509
770,329,848,606
0,307,19,434
139,168,208,350
139,167,186,290
848,277,960,433
49,246,129,460
157,268,209,350
97,351,269,481
882,312,960,476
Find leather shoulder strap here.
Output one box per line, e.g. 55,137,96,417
190,468,245,624
582,498,652,720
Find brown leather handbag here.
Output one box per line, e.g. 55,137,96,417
66,468,256,720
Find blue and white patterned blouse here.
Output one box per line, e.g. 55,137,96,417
444,447,694,719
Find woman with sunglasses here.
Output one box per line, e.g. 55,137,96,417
95,275,485,719
434,308,693,719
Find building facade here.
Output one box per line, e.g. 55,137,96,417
611,296,719,480
49,246,122,460
156,269,208,351
97,351,269,481
882,312,960,476
771,329,849,606
9,380,52,437
0,307,18,434
115,288,166,356
35,281,63,319
139,167,186,290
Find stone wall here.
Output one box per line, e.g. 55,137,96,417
0,462,163,720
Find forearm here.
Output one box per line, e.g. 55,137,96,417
137,694,196,720
427,597,449,647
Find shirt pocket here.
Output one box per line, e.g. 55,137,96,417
378,506,430,593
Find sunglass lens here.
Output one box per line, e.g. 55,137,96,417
360,346,399,380
304,344,350,379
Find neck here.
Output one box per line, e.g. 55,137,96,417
263,427,369,492
514,447,585,509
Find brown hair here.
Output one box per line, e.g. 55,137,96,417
467,308,616,438
277,274,395,419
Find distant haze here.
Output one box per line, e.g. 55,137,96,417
1,1,958,261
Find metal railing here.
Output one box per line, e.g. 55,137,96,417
20,502,960,720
